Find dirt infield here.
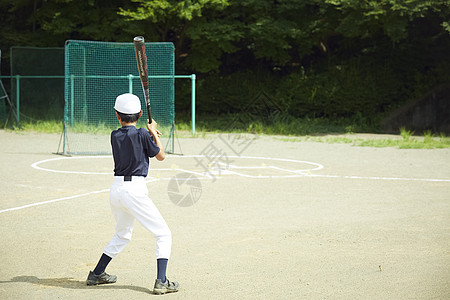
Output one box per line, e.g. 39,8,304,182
1,130,449,299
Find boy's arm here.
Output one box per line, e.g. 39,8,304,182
147,119,165,161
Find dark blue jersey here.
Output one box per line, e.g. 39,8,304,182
111,126,160,177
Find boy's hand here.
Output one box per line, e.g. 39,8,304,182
147,119,165,161
147,119,162,137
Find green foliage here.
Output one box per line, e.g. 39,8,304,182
17,120,63,133
13,118,450,149
13,120,114,134
400,127,413,142
443,21,450,33
193,47,446,127
119,0,229,22
177,112,367,136
355,134,450,149
325,0,450,42
275,59,401,119
1,0,449,133
36,0,140,41
185,18,243,72
119,0,231,71
278,132,450,149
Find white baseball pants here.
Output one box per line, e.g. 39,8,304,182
103,176,172,259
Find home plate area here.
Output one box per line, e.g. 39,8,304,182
152,155,324,180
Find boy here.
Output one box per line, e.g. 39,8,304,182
86,93,179,295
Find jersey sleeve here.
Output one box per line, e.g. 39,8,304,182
140,128,160,158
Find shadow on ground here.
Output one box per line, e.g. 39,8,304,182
0,276,153,294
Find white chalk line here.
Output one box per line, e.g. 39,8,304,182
29,154,450,182
30,155,324,176
0,177,159,214
2,155,449,214
306,174,450,182
0,189,109,214
31,156,112,175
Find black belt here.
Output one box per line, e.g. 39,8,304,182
124,175,132,181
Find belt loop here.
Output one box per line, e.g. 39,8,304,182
124,175,132,181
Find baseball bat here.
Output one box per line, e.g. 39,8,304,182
133,36,152,123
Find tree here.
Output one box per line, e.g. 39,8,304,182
324,0,450,41
118,0,231,72
1,0,448,124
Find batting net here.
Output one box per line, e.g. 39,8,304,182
0,50,7,124
10,47,65,121
63,40,175,155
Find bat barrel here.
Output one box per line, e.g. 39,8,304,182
133,35,151,123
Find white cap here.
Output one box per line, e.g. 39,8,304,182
114,93,141,114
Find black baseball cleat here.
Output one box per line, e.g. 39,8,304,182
86,271,117,286
153,278,179,294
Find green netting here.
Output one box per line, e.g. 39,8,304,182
0,81,6,124
0,49,6,124
0,96,6,125
64,40,175,155
10,47,65,120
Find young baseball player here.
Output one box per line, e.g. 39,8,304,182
86,93,179,295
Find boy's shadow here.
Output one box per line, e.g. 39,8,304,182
1,276,156,294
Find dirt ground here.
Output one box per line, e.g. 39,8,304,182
0,130,449,299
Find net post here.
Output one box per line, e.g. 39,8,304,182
15,75,20,123
63,121,66,154
70,75,74,126
128,74,133,93
191,74,196,135
82,48,87,123
63,121,69,155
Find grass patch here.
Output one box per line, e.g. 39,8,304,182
277,129,450,149
10,120,115,134
357,129,450,149
7,117,450,149
15,120,63,133
69,122,116,135
10,119,179,136
175,112,375,136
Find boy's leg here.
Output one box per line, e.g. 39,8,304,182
87,183,135,286
93,253,112,275
123,180,172,259
157,258,168,282
103,181,136,258
153,258,179,295
87,254,117,286
121,179,178,294
129,198,172,258
103,204,136,258
131,196,179,294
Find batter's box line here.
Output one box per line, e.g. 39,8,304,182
206,162,310,178
0,177,160,214
215,169,304,179
30,155,450,182
150,167,219,181
307,174,450,182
